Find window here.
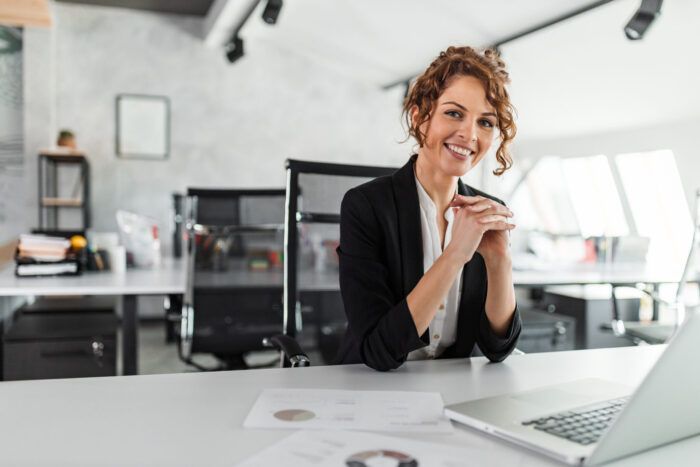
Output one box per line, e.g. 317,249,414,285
615,150,692,268
560,155,629,237
518,156,580,235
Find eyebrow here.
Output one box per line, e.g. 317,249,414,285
441,101,497,118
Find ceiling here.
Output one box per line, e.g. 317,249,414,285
231,0,700,139
235,0,607,87
53,0,700,140
502,0,700,140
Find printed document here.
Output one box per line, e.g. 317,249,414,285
237,430,512,467
243,388,453,433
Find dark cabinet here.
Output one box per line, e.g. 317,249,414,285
2,298,116,381
540,290,639,349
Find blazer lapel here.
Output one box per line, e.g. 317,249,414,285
457,178,475,197
391,156,424,296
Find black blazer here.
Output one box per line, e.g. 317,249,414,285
334,156,521,371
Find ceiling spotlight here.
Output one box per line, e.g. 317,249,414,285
624,0,663,40
225,36,244,63
262,0,283,25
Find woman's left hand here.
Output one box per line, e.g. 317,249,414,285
450,195,515,265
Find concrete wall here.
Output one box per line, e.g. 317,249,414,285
21,3,410,251
16,3,700,248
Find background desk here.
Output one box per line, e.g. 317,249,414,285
0,260,690,375
0,259,186,375
195,261,689,288
0,345,695,466
512,262,688,287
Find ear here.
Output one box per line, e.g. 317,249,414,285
410,105,419,128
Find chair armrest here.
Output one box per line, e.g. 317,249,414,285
263,334,311,367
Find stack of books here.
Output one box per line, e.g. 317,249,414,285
15,234,79,277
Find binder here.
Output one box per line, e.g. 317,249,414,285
14,253,79,277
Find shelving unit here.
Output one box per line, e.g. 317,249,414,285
37,150,90,233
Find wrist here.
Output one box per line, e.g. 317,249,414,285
483,252,512,271
443,244,471,266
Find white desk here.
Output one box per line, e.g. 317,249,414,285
0,258,690,376
196,262,688,289
0,345,697,466
0,258,186,375
512,262,688,287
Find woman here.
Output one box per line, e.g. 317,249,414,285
335,46,521,371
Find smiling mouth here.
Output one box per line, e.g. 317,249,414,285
445,143,475,160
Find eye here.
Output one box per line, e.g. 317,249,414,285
479,119,495,128
445,110,462,118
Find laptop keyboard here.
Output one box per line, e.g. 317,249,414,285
521,397,629,445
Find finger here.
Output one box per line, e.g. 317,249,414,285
450,194,483,206
468,201,492,212
479,216,516,229
481,222,516,231
478,214,507,224
470,201,513,216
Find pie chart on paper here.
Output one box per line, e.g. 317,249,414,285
345,449,419,467
273,409,316,422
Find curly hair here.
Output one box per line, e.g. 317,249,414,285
402,46,516,176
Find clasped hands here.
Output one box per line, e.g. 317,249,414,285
446,194,515,265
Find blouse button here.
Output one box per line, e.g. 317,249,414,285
433,334,440,339
439,304,445,310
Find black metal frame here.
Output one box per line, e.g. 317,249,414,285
608,189,700,344
282,158,396,338
187,188,286,198
37,152,90,233
180,187,286,369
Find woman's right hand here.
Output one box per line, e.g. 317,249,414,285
446,195,514,264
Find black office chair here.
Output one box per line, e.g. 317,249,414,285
274,159,396,366
178,188,289,370
604,189,700,345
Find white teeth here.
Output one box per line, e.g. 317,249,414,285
447,144,473,157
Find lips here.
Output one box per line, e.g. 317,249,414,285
444,143,475,161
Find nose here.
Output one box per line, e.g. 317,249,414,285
457,115,478,142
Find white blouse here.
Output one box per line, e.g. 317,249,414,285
407,174,462,360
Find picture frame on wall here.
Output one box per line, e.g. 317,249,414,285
116,94,170,160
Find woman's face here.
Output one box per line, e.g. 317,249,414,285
414,75,497,177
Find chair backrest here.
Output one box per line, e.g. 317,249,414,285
283,159,396,363
180,188,285,364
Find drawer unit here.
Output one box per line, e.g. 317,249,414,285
2,298,117,381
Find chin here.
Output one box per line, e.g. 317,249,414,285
442,158,474,177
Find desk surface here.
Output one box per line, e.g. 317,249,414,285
0,260,688,297
1,345,697,466
512,262,689,287
0,258,186,296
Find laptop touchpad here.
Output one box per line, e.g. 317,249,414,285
511,388,593,408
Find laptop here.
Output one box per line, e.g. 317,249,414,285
445,307,700,465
